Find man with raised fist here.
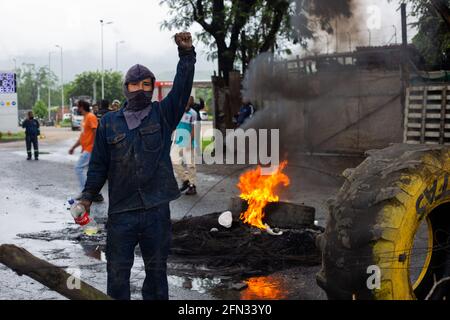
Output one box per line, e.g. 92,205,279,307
78,32,196,300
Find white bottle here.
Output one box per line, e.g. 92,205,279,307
68,199,98,236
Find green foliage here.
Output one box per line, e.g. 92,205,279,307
0,131,25,142
195,88,213,112
32,100,48,119
60,119,72,127
160,0,352,77
65,70,125,104
16,63,58,110
398,0,450,69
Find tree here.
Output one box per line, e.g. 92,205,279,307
401,0,450,69
32,100,48,119
196,87,213,111
16,63,58,110
160,0,352,81
65,70,125,104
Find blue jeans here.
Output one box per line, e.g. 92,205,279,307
106,203,172,300
75,151,91,192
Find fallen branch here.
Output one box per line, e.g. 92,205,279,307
0,244,112,300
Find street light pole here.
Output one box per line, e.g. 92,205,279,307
48,51,55,122
93,80,97,103
393,25,398,44
55,45,64,123
100,19,113,100
115,40,125,71
347,32,352,52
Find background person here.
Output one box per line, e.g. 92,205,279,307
68,100,104,202
22,111,40,160
171,96,198,195
110,99,121,112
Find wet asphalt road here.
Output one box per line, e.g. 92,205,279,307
0,127,363,300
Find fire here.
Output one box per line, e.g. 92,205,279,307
241,276,288,300
238,161,290,230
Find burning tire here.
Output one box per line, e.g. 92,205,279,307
316,144,450,300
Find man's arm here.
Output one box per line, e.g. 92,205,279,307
160,32,196,131
69,137,81,154
80,119,110,210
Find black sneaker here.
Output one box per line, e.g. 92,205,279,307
185,184,197,196
93,194,104,202
27,157,31,161
179,180,190,192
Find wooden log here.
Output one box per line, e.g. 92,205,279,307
0,244,112,300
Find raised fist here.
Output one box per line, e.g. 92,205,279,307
175,32,193,50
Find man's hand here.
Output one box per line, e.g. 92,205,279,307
68,147,75,155
175,32,193,50
79,199,92,214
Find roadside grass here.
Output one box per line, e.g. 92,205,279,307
0,131,25,142
59,119,72,128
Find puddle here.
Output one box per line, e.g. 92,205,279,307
16,223,319,300
82,244,107,262
167,272,296,300
168,275,223,294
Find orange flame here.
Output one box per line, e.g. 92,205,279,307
240,276,288,300
237,161,290,230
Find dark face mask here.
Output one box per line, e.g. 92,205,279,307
125,89,153,111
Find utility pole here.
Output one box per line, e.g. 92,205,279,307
400,3,409,114
326,36,330,55
93,81,97,103
55,45,64,122
100,19,113,100
393,25,398,44
335,19,339,53
347,33,352,52
48,51,55,122
115,40,125,71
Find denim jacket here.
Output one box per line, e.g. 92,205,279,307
22,119,40,137
81,48,196,214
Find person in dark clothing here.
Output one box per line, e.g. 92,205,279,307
77,32,196,300
22,111,40,160
236,100,255,127
190,97,205,120
96,99,110,119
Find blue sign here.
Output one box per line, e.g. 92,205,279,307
0,73,16,94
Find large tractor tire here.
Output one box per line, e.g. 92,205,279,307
316,144,450,300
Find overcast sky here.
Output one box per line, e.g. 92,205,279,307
0,0,415,81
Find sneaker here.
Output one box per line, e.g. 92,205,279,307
26,157,31,161
34,158,39,161
93,194,104,203
179,180,190,192
185,184,197,196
